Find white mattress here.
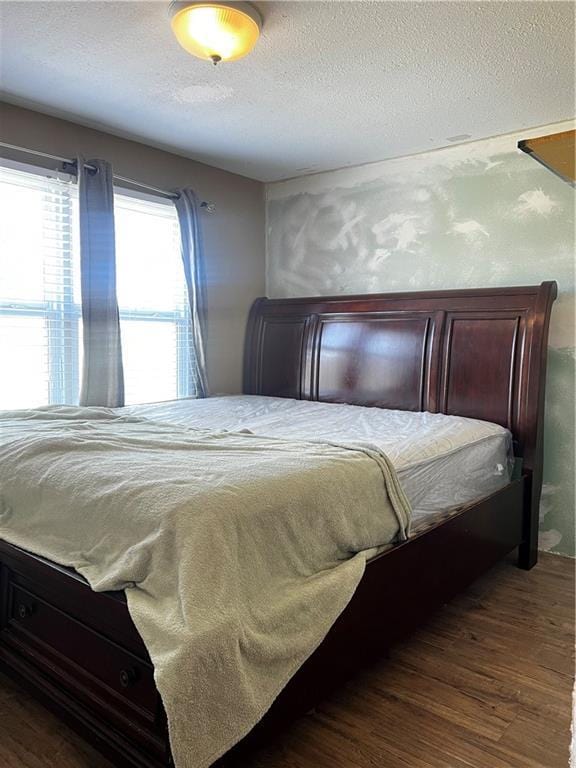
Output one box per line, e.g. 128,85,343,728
121,395,512,525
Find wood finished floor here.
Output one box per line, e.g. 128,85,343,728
0,552,573,768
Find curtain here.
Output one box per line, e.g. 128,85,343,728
78,156,125,407
174,188,209,397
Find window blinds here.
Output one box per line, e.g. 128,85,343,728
0,163,80,408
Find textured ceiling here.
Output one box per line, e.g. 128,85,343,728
0,1,574,182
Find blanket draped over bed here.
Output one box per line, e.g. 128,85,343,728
0,407,411,768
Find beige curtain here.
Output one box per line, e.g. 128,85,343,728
78,157,124,407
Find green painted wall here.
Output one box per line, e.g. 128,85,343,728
267,122,575,557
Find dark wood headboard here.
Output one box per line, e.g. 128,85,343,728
243,282,557,483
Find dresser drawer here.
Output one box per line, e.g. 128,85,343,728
1,575,167,758
9,580,157,707
0,545,171,767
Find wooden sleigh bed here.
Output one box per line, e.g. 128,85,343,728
0,281,557,767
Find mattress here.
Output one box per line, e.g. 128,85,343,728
121,395,512,527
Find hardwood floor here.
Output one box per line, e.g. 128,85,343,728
0,552,573,768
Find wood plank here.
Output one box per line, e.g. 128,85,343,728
518,130,575,185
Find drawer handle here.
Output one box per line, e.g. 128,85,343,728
17,603,34,620
119,667,139,689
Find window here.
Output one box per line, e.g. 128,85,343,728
0,163,81,409
114,192,194,405
0,163,194,409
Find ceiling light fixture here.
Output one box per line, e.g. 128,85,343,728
169,2,262,65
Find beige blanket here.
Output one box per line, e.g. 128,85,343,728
0,406,411,767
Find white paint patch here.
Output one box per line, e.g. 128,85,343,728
539,483,560,522
483,159,504,172
374,248,391,263
175,84,234,105
539,528,564,551
513,188,559,218
450,219,490,243
412,188,432,202
372,213,422,251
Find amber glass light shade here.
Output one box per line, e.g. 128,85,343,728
170,2,262,63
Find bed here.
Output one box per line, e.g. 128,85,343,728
0,282,557,768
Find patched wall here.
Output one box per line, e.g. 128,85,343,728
266,121,575,557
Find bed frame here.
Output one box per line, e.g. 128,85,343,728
0,282,557,767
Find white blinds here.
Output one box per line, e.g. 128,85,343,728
114,192,194,405
0,164,81,408
0,163,196,409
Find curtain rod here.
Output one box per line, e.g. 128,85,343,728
0,141,216,212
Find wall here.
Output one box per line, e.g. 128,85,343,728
0,102,265,394
267,121,575,557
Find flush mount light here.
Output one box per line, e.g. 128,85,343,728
170,2,262,65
